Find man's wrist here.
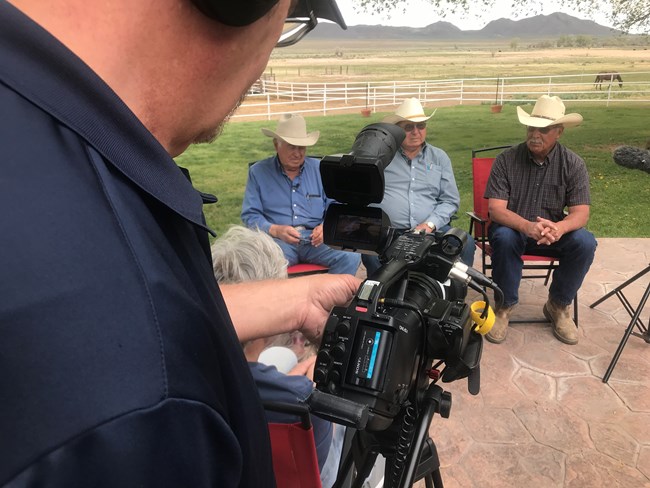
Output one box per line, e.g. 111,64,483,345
425,221,436,231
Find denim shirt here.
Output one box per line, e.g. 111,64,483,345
242,155,332,232
376,143,461,230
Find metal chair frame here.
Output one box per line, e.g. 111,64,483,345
590,264,650,383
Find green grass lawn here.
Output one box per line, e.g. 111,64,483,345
174,103,650,240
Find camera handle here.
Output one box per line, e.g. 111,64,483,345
333,382,451,488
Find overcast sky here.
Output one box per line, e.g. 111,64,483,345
337,1,613,31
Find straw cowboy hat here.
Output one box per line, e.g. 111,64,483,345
516,95,583,128
261,114,320,147
382,98,436,124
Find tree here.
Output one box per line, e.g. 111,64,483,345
352,0,650,33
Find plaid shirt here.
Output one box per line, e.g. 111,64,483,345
484,142,591,222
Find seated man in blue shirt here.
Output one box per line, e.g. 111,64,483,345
362,98,475,276
242,114,360,275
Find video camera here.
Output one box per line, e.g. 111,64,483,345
307,123,502,488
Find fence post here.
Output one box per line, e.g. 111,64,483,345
548,77,552,95
323,83,327,116
266,93,271,120
345,83,348,104
366,82,370,112
607,82,612,107
460,79,464,105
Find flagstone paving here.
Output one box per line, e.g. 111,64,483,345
360,238,650,487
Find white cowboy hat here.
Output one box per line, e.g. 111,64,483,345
516,95,583,128
261,114,320,147
382,98,436,124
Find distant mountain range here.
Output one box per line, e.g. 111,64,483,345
310,12,621,40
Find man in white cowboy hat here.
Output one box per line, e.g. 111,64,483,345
242,113,361,275
362,97,475,277
484,95,597,345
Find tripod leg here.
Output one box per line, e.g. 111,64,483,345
333,429,380,488
400,386,448,488
590,265,650,308
603,282,650,383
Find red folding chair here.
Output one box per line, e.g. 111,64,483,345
467,146,578,325
287,263,329,277
264,401,322,488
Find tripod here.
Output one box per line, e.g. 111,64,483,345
590,264,650,383
333,383,451,488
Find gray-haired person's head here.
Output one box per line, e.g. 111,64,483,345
211,225,288,284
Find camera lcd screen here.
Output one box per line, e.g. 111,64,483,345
347,322,392,391
334,214,383,245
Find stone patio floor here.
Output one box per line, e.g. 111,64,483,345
361,237,650,488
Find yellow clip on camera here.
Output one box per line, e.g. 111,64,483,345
470,301,495,335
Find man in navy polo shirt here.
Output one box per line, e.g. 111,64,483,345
0,0,354,486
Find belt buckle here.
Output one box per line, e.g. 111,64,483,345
294,225,306,232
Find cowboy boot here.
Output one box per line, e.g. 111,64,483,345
543,297,578,345
486,305,516,344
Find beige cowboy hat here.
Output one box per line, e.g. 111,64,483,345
261,114,320,147
382,98,436,124
516,95,583,128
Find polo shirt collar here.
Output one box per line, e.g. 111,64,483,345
527,142,559,166
0,2,210,232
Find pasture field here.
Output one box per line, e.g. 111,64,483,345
265,39,650,81
175,103,650,240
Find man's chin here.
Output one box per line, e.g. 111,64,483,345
192,92,247,146
193,123,225,145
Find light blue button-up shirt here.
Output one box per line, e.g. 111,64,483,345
241,155,331,233
377,143,460,230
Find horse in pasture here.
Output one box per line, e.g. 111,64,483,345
594,72,623,90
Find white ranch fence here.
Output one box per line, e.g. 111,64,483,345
232,71,650,121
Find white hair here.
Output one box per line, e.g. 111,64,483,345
211,225,302,353
211,225,288,284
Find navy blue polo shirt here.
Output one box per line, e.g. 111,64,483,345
0,2,274,486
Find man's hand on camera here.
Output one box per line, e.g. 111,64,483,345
270,224,301,244
298,274,360,342
220,274,360,343
311,224,324,247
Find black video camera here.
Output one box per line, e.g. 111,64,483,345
310,124,499,431
307,123,502,488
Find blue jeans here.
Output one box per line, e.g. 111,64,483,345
361,225,476,277
275,228,360,275
488,223,597,307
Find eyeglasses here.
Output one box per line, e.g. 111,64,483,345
401,122,427,132
527,125,561,134
276,0,318,48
